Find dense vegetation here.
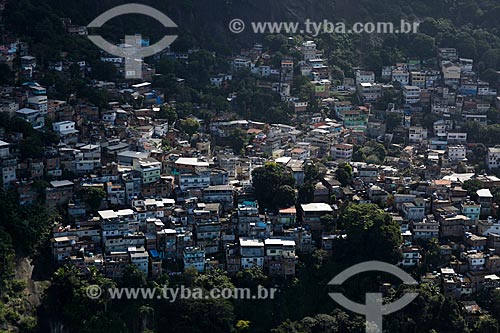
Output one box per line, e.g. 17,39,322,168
0,189,59,332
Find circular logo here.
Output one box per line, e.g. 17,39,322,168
229,19,245,34
86,285,103,300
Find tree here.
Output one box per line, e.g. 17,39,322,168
409,33,436,59
471,143,488,164
482,69,499,86
386,113,402,132
121,265,148,288
352,146,366,162
298,162,320,204
19,135,43,159
81,187,106,212
298,182,315,204
236,320,251,332
159,105,177,125
0,64,12,85
340,203,402,263
40,266,121,333
386,283,468,333
473,315,499,333
90,61,117,81
194,269,235,290
178,118,200,137
335,163,352,186
227,129,248,154
320,214,336,229
138,305,154,332
272,310,364,333
275,185,297,209
463,179,484,200
251,162,296,211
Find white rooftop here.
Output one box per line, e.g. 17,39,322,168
16,107,38,115
477,189,493,198
118,151,150,159
239,237,264,247
301,203,333,212
98,210,118,220
50,180,74,187
264,239,296,247
117,209,135,216
175,157,209,167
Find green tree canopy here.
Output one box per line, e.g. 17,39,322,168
335,163,352,186
339,203,402,263
251,162,296,211
178,118,200,136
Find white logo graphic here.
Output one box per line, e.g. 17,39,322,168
87,3,178,79
329,261,418,333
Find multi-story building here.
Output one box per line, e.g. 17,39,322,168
237,201,260,237
26,95,48,115
264,239,297,277
281,58,294,85
157,228,177,259
133,157,161,184
447,145,466,161
403,85,421,104
477,189,493,217
75,144,101,174
338,108,369,132
412,217,439,239
46,180,74,207
392,69,410,86
0,100,19,117
357,83,382,102
331,144,353,161
401,246,422,267
461,202,481,221
408,126,428,143
51,236,78,262
402,200,426,221
183,246,205,272
195,219,221,254
300,203,333,233
301,41,318,61
442,62,461,88
0,141,15,188
447,132,467,144
439,213,470,238
52,121,78,143
129,248,149,275
16,108,44,129
487,147,500,169
355,70,375,84
239,237,265,269
410,71,426,88
202,185,234,210
105,251,130,279
433,120,448,139
357,165,378,183
178,167,211,191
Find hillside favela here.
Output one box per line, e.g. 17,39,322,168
4,1,500,332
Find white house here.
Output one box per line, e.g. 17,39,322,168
403,85,421,104
447,145,466,161
488,147,500,169
355,70,375,84
331,144,353,161
409,126,427,143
